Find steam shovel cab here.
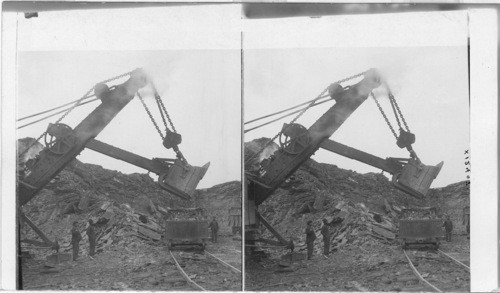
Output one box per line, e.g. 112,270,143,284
398,207,444,250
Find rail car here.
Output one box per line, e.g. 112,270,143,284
164,220,210,250
398,207,444,249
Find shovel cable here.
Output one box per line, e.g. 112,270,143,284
245,94,330,125
17,98,99,129
245,71,367,166
244,98,332,133
17,93,96,122
17,69,135,159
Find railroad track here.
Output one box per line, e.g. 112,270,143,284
403,248,469,292
169,250,241,291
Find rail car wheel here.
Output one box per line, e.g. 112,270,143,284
44,123,77,155
279,123,311,155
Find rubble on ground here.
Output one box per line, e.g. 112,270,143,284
245,138,470,257
18,137,241,261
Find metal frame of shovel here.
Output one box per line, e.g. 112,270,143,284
392,158,444,198
158,160,210,199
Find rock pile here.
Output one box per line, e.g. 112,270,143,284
194,181,241,235
245,138,469,256
19,137,241,260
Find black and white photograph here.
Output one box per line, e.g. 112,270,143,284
243,7,473,292
4,3,242,290
1,2,499,293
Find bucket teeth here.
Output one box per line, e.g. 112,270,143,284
393,159,444,197
161,160,210,196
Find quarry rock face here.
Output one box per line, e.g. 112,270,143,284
244,138,469,255
19,137,241,259
194,181,241,235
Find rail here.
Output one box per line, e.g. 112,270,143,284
403,248,469,292
169,250,206,291
437,249,470,272
204,250,241,274
403,249,442,292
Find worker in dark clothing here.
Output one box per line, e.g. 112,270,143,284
463,212,470,240
208,217,219,243
443,215,453,242
321,218,330,258
288,237,295,253
305,220,316,260
287,237,295,263
86,219,96,257
71,221,82,261
53,238,60,254
53,238,60,263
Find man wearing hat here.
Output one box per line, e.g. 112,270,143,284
71,221,82,261
305,220,316,260
321,218,330,258
86,219,97,258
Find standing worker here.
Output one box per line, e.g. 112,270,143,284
463,209,470,240
321,218,330,258
305,220,316,260
443,215,453,242
86,219,96,258
53,238,60,263
209,217,219,243
71,221,82,261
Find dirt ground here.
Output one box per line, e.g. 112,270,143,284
21,235,242,290
245,235,469,291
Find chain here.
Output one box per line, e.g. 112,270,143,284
371,92,398,139
155,95,170,132
388,93,403,130
389,93,410,132
149,82,186,161
138,88,187,163
137,92,165,140
155,91,177,133
156,94,186,162
372,86,419,161
245,71,367,166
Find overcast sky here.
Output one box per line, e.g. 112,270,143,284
12,7,471,190
15,5,241,188
243,11,469,188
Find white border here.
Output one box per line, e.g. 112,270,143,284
1,11,19,291
470,8,498,292
1,4,499,291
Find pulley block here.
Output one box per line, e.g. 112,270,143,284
94,83,110,100
44,123,77,155
279,123,311,155
396,129,416,149
163,129,182,149
328,83,344,100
